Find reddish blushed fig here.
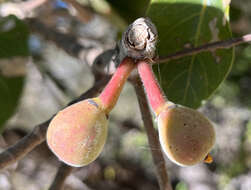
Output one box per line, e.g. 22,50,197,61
46,58,136,167
137,60,216,166
157,104,215,166
47,98,108,167
46,17,156,167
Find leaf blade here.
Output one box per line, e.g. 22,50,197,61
147,0,234,108
105,0,150,23
0,16,29,129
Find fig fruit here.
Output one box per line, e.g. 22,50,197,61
46,98,108,167
46,57,135,167
158,105,215,166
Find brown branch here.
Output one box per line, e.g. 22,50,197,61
132,78,172,190
28,18,114,78
0,120,50,170
27,18,111,73
155,34,251,64
26,18,92,59
27,16,251,67
27,15,251,66
49,162,73,190
0,78,110,170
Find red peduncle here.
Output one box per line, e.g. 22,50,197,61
137,60,166,115
99,57,136,113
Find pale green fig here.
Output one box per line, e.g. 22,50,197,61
158,105,215,166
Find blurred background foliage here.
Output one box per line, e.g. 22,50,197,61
0,15,28,129
0,0,250,190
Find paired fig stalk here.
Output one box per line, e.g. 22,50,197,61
47,58,135,167
137,61,215,166
46,17,215,167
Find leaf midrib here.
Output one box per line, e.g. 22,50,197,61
182,0,208,104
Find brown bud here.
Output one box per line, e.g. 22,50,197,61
116,17,158,64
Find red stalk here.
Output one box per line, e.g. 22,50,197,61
99,57,136,113
137,60,167,115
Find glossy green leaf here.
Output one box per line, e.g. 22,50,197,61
0,76,25,129
0,16,29,129
106,0,150,23
147,0,234,108
0,15,29,58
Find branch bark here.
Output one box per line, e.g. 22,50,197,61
27,18,92,59
132,78,172,190
0,120,50,170
0,78,110,170
155,34,251,64
27,16,251,67
49,162,73,190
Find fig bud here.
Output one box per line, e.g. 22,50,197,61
158,105,215,166
46,98,108,167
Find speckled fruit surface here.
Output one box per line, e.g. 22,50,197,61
158,106,215,166
46,98,108,167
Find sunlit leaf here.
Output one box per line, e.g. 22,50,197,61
147,0,234,108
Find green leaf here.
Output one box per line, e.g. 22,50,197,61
147,0,234,108
0,16,29,129
0,15,29,58
106,0,150,23
0,76,25,130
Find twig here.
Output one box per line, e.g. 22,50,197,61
26,18,92,59
33,61,76,99
27,16,251,67
27,15,251,66
155,34,251,64
28,18,114,78
0,120,50,170
132,78,172,190
69,76,110,105
0,78,110,170
49,162,73,190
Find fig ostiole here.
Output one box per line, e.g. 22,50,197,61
157,104,215,166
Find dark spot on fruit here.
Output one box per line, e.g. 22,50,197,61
88,99,99,108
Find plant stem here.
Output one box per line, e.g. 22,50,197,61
137,60,170,115
99,57,136,113
49,162,73,190
133,78,172,190
27,18,89,59
0,79,109,170
155,34,251,64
